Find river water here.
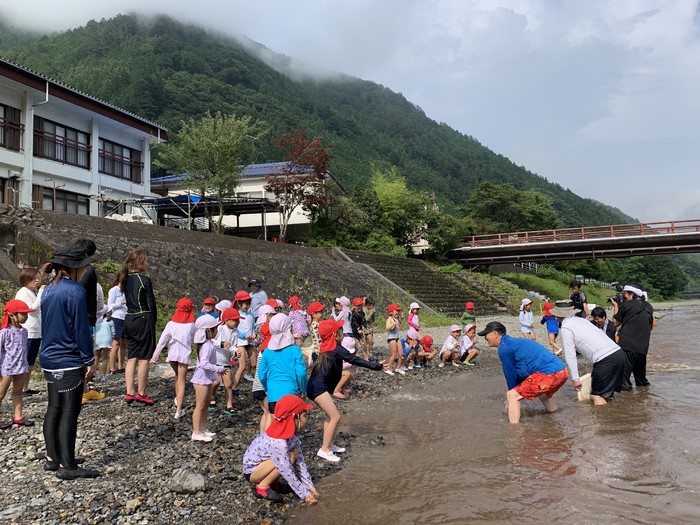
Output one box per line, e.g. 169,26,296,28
288,305,700,525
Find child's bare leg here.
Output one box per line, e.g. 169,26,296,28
365,333,374,358
0,376,12,415
222,371,234,409
192,384,209,435
465,349,479,363
548,333,562,352
314,392,341,453
386,341,397,369
246,347,257,376
11,376,23,420
258,398,272,433
109,339,119,372
249,459,281,486
233,348,247,390
334,370,351,394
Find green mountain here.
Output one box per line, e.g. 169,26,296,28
0,14,633,227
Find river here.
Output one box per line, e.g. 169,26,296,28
287,305,700,525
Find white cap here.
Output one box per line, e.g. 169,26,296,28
409,302,420,310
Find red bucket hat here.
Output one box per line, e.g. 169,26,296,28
387,303,401,315
2,299,34,329
318,319,344,352
171,298,194,324
465,302,475,309
266,298,280,309
221,308,241,322
265,395,314,440
421,335,434,350
352,297,364,307
202,297,216,305
306,301,325,315
234,290,252,303
287,296,302,310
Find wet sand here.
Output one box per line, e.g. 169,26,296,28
288,303,700,524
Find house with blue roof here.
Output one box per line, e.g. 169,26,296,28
150,161,344,241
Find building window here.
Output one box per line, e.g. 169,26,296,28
33,116,90,168
99,138,143,183
0,104,23,151
42,187,89,215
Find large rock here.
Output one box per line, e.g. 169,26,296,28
171,466,207,494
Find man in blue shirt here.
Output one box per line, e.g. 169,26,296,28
478,321,568,424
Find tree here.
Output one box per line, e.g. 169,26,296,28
157,112,266,232
461,182,561,233
265,130,333,241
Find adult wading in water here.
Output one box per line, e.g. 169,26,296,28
40,239,100,479
119,248,157,405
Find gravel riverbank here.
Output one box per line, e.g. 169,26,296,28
0,304,685,524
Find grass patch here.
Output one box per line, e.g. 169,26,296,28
500,272,613,306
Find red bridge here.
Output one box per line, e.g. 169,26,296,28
449,219,700,266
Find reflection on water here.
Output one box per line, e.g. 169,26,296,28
288,306,700,525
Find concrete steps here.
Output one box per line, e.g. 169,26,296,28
340,249,502,317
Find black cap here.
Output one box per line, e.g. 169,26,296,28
477,321,507,336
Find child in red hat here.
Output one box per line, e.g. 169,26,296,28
212,307,242,416
233,290,255,394
150,298,196,419
0,299,35,428
306,319,384,462
287,296,309,347
350,297,368,360
303,301,325,365
200,297,217,319
242,394,318,504
540,302,562,354
416,335,437,367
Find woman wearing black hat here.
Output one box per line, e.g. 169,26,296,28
40,239,100,479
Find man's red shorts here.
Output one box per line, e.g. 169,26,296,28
514,368,569,400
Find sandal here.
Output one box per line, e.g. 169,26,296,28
208,401,217,412
0,420,11,430
13,418,35,427
223,407,238,416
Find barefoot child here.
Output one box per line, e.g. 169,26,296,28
242,394,318,504
540,302,562,354
306,320,383,462
191,315,226,442
459,324,479,366
0,300,35,428
519,299,536,340
439,325,462,367
384,303,402,376
151,298,196,420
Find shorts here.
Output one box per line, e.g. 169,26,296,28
386,337,399,342
252,390,266,401
268,401,276,414
124,314,156,360
514,368,569,400
112,318,125,339
591,350,626,398
27,338,41,366
244,473,251,482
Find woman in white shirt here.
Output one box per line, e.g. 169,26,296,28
107,277,128,373
15,267,44,395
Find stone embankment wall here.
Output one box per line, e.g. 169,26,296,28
0,207,414,313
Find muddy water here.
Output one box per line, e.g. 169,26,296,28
288,305,700,525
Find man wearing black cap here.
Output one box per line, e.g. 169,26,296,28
478,321,568,424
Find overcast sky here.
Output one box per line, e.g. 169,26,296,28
3,0,699,223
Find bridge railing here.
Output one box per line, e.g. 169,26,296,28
465,219,700,247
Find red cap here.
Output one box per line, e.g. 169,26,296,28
387,303,401,314
2,299,35,329
421,335,433,349
287,295,301,305
318,319,344,352
465,302,475,309
266,298,280,308
234,290,252,302
307,301,325,314
203,297,216,305
265,395,314,440
221,308,241,322
171,298,194,324
352,297,364,306
544,302,554,310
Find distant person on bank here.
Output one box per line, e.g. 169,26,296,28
590,306,617,341
570,280,590,319
478,321,568,424
612,284,654,391
248,279,268,318
460,302,476,331
549,306,625,405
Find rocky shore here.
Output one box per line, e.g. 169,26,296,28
0,305,684,525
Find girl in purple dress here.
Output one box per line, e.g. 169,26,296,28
191,315,226,442
0,299,36,428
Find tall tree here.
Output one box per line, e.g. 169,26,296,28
157,112,267,232
265,130,333,241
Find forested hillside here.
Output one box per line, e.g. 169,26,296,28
0,14,632,226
